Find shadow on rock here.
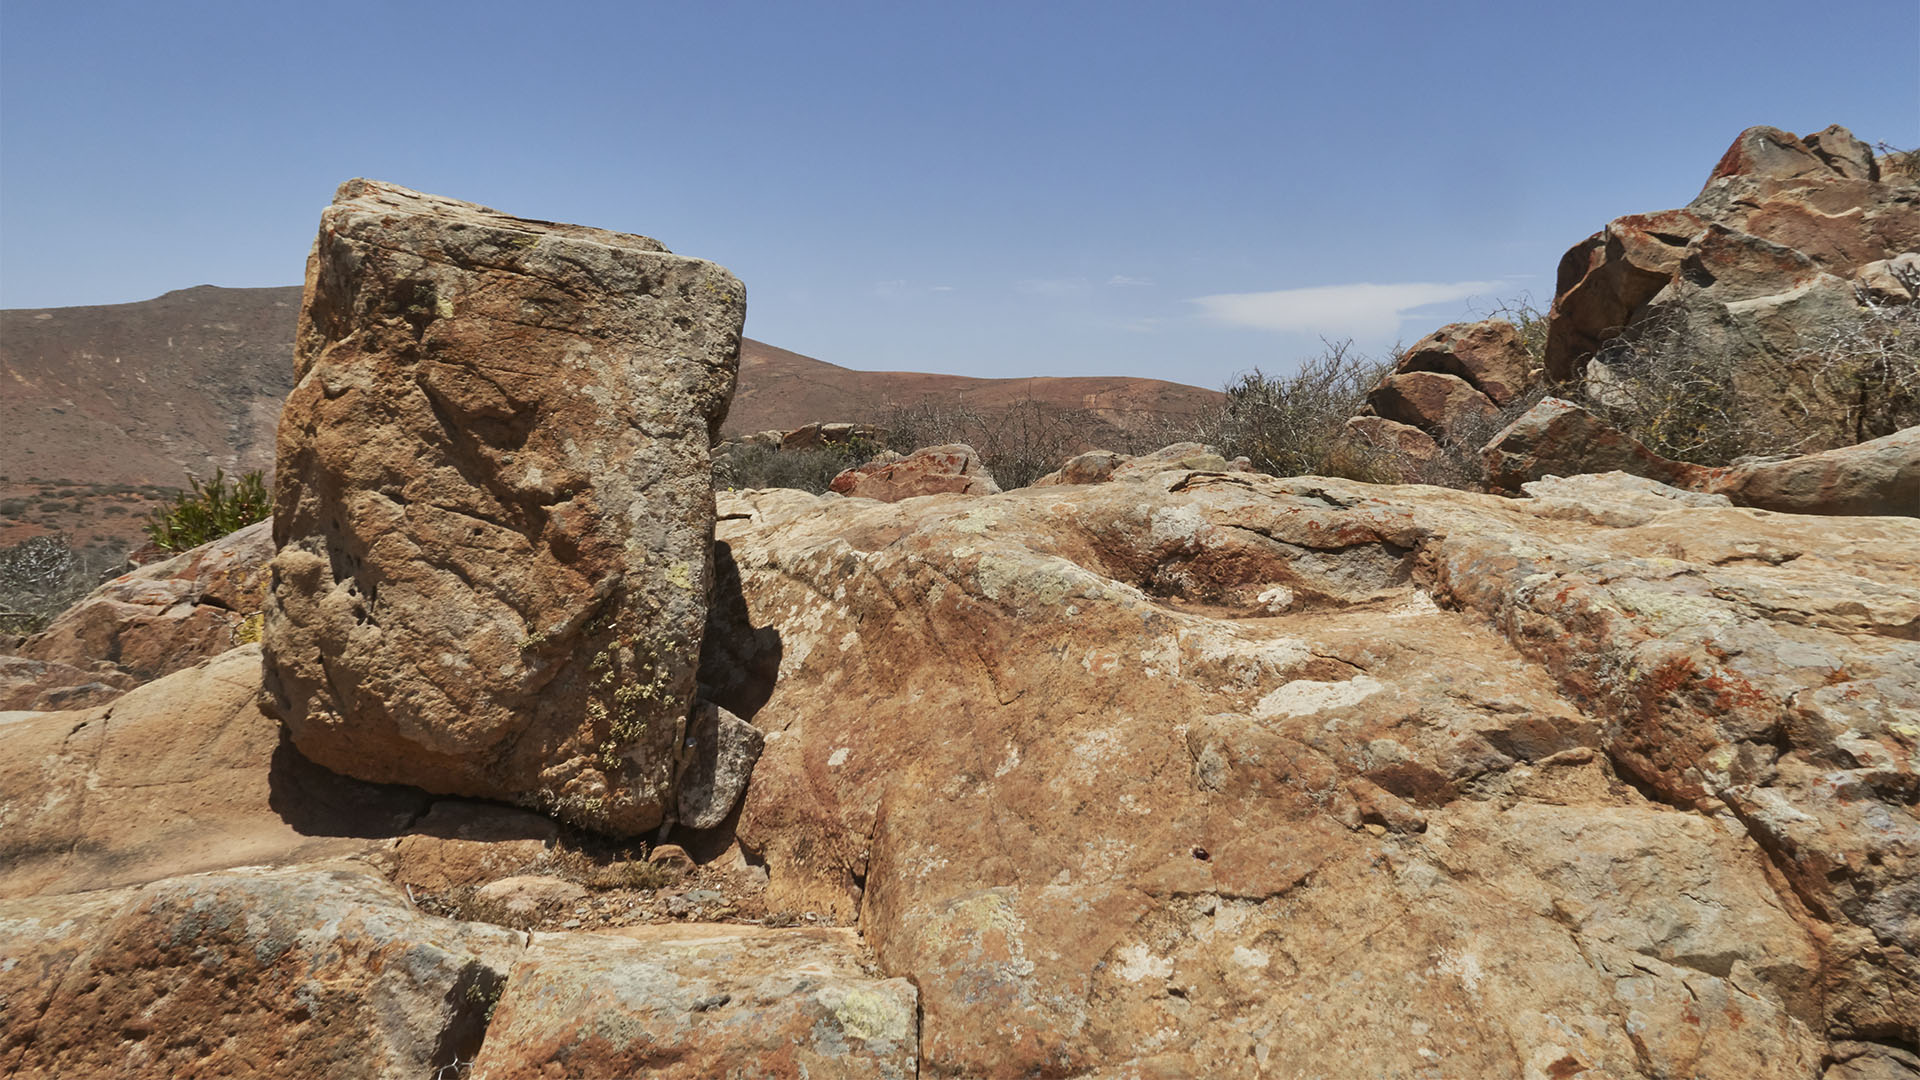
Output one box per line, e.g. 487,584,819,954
267,729,435,838
697,540,782,721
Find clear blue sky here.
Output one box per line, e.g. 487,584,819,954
3,1,1916,388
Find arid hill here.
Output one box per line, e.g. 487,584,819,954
1,285,1220,545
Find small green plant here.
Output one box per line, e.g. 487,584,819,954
145,469,270,553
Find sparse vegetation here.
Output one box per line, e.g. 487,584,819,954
0,534,125,635
1175,339,1399,481
714,439,880,494
1585,288,1920,464
145,469,270,552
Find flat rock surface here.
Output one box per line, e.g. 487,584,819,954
0,646,422,898
472,922,917,1078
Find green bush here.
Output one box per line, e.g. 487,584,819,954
146,469,271,553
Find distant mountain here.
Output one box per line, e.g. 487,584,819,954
1,285,1221,544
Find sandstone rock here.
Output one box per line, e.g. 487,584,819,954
1032,448,1126,486
469,923,918,1079
647,843,697,872
1395,319,1535,406
0,654,133,712
0,645,422,898
472,874,589,923
1481,397,1717,493
263,180,745,835
0,863,520,1078
1713,425,1920,516
387,800,559,891
1339,415,1440,481
1366,370,1499,437
676,700,764,829
827,443,999,501
780,421,886,451
1855,253,1920,304
708,468,1911,1074
1802,124,1881,181
1546,208,1705,379
15,519,272,692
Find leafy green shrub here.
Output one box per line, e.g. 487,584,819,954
0,534,125,635
146,469,270,552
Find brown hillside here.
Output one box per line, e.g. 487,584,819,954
1,285,1221,545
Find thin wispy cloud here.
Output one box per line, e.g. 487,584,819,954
1106,274,1154,287
1015,277,1090,297
1190,280,1506,339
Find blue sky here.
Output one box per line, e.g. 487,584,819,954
3,1,1916,388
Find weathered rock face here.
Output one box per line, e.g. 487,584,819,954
0,863,521,1079
1715,425,1920,516
1482,397,1717,493
1392,318,1536,408
263,180,745,835
1030,442,1249,487
12,519,272,697
827,443,999,501
1485,398,1920,515
0,645,424,898
470,924,918,1078
707,467,1917,1076
1546,123,1920,453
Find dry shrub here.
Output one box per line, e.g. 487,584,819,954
1180,339,1398,481
713,440,882,494
0,534,125,635
1586,288,1919,464
880,398,1099,488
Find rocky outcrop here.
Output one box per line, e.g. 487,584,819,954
11,519,271,697
472,924,918,1078
1339,319,1536,478
1547,123,1920,452
827,443,999,501
708,468,1916,1075
0,863,521,1079
262,180,745,835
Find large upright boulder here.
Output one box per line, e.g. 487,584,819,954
263,180,745,835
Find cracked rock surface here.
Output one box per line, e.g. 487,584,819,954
710,468,1917,1077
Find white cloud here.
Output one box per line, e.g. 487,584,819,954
930,284,956,293
1107,274,1154,287
1189,280,1506,338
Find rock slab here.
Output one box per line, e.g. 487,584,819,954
263,180,745,834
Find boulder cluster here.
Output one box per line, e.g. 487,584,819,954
3,130,1919,1078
